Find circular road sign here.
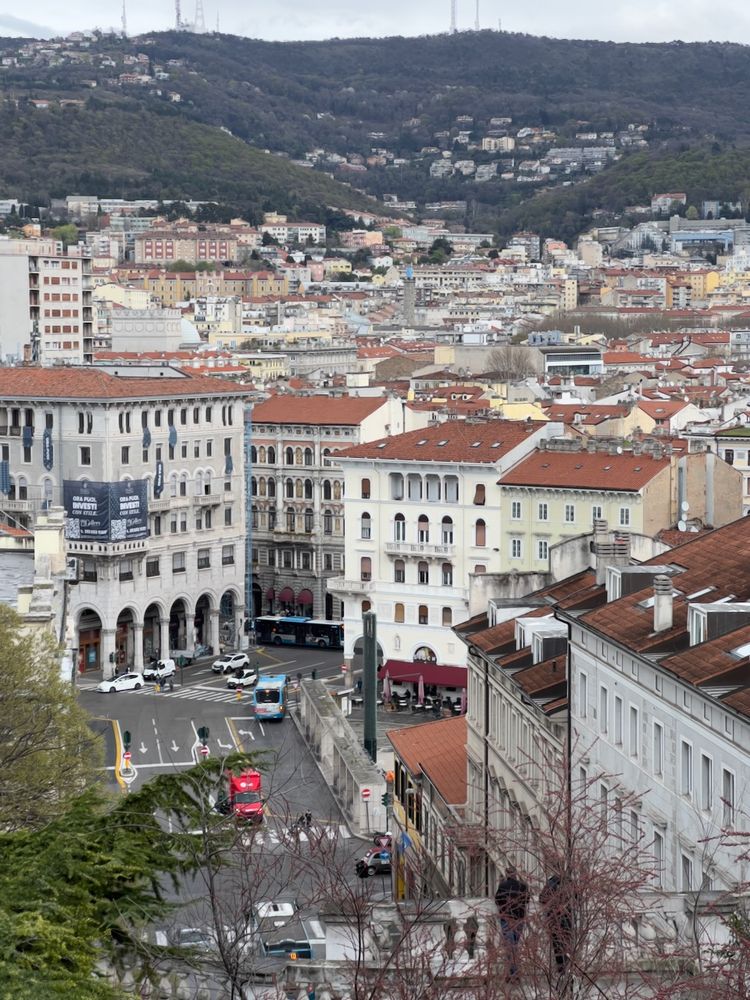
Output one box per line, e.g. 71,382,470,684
361,788,371,801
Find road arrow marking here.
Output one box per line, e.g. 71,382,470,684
217,739,232,750
139,742,148,754
170,740,179,753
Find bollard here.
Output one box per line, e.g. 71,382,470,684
236,688,242,701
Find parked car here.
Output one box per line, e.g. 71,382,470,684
172,926,216,953
356,849,392,878
226,667,258,690
96,672,145,694
142,658,176,683
212,651,250,674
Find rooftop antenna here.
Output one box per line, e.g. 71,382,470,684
450,0,457,33
194,0,206,32
475,0,480,29
121,0,128,35
215,7,220,31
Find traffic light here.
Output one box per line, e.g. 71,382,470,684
381,792,390,807
197,725,210,746
123,730,132,750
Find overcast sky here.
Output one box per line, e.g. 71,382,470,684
2,0,750,44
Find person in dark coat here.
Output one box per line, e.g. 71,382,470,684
540,874,573,972
494,866,530,981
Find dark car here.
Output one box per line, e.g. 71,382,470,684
356,848,392,878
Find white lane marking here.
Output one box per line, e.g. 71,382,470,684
152,718,164,764
139,742,148,754
170,739,180,753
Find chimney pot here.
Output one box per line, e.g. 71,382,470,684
653,574,674,633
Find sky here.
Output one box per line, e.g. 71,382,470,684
2,0,750,44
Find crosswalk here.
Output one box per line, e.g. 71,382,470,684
240,822,351,850
79,681,249,705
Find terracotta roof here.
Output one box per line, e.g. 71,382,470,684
543,404,631,425
499,448,669,491
340,419,547,463
251,395,386,426
637,399,689,420
0,366,245,401
658,623,750,688
387,716,467,805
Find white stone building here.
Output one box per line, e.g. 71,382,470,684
0,366,248,679
329,419,562,670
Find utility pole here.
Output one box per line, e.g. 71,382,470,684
362,612,378,764
450,0,457,33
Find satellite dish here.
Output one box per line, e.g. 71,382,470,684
681,500,690,513
678,519,687,532
616,446,623,454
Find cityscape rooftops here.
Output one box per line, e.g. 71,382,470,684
250,394,387,426
0,365,246,401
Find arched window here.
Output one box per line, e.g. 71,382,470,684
322,448,332,467
258,477,267,497
394,603,405,623
179,472,188,497
204,471,211,495
394,513,406,542
360,556,372,581
442,516,454,544
425,474,441,501
418,605,429,625
258,446,267,463
418,561,429,585
361,512,372,539
394,560,405,583
251,476,257,497
195,470,204,496
17,475,27,500
304,447,313,466
323,480,332,501
267,446,276,464
390,472,404,500
442,563,453,586
323,509,333,535
295,478,303,499
442,607,453,626
304,508,314,532
250,445,258,463
361,477,371,499
295,447,303,465
285,478,294,499
418,514,430,543
169,472,178,498
414,645,437,663
304,478,313,499
268,478,276,498
475,519,486,547
333,480,342,501
42,478,53,509
286,507,295,532
285,447,294,465
362,600,371,613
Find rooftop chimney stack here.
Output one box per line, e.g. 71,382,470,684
653,574,674,633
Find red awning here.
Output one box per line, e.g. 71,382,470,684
297,589,314,606
278,586,294,602
378,659,467,688
265,588,275,600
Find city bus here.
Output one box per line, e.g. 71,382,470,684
255,616,344,650
252,674,288,721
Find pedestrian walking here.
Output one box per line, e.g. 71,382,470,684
494,866,530,982
540,874,573,973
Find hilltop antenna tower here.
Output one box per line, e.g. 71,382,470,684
475,0,480,29
450,0,457,32
194,0,206,32
175,0,182,29
121,0,128,36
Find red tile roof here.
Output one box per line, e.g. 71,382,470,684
637,399,689,420
543,404,631,425
0,366,245,400
340,419,547,464
251,395,386,426
499,448,669,491
387,716,467,805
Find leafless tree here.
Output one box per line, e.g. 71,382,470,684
486,345,541,381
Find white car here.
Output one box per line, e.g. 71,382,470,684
226,667,258,690
96,672,145,694
212,651,250,674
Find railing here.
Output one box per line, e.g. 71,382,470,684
385,541,456,558
326,576,374,594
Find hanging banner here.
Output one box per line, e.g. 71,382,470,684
63,480,149,542
109,480,149,541
42,428,53,471
154,460,164,497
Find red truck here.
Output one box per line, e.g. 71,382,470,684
217,769,264,823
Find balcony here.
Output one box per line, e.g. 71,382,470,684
326,576,374,595
68,537,149,558
0,498,34,513
149,497,172,512
193,492,221,506
385,541,456,559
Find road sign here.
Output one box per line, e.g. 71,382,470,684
199,745,209,757
361,787,371,801
123,751,132,764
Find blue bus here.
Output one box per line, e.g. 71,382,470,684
253,674,288,721
255,615,343,650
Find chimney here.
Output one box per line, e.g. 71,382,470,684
653,574,673,633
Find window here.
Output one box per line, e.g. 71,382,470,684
564,503,575,523
80,446,91,466
394,560,405,583
442,607,452,626
206,440,213,458
537,539,548,561
619,507,631,527
81,559,97,582
394,603,405,624
222,545,235,566
475,519,486,546
701,754,713,811
418,514,430,543
578,672,588,718
592,505,602,524
197,548,211,570
629,706,639,757
724,448,735,465
681,741,693,796
304,479,313,500
361,513,372,539
205,509,212,529
681,854,693,892
614,696,623,744
179,476,187,497
324,554,333,572
407,474,422,500
722,769,736,827
193,406,200,424
473,483,486,506
323,509,333,535
418,604,429,625
180,514,187,533
510,537,522,559
285,478,294,499
442,516,453,544
511,500,522,520
286,508,296,532
390,473,404,500
181,442,188,459
153,515,161,536
119,559,133,582
444,476,459,503
170,515,177,534
361,478,371,499
418,562,429,584
196,511,204,531
474,564,486,574
301,552,311,571
285,447,294,465
599,686,609,735
360,557,372,582
653,722,664,776
442,563,453,586
394,513,406,542
22,445,31,463
172,552,186,574
653,830,664,887
304,508,313,533
538,502,548,521
143,448,149,463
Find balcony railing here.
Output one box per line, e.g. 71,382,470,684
0,498,34,513
326,576,374,594
385,541,456,558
